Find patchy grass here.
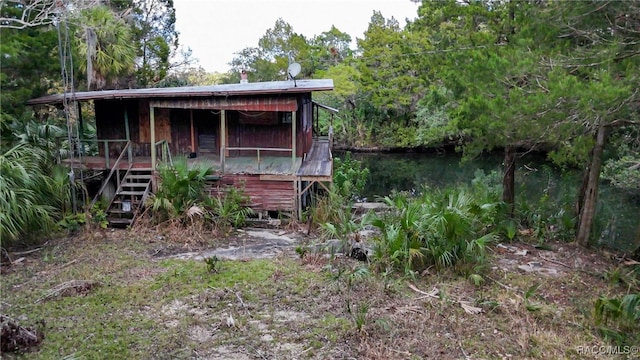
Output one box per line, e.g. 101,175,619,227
1,230,635,359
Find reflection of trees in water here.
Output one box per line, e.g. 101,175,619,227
344,152,639,252
351,152,498,199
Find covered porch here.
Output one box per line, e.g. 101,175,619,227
64,137,332,179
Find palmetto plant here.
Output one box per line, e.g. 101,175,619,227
74,5,136,90
0,113,90,246
148,159,213,223
594,293,640,346
423,189,498,269
366,186,502,274
0,144,60,245
206,186,254,231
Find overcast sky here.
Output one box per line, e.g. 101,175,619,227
173,0,420,73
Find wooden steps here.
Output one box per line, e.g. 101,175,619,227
106,168,152,228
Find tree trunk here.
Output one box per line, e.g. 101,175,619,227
503,145,516,218
635,210,640,246
576,161,590,223
576,124,607,246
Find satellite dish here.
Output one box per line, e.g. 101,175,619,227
288,62,301,79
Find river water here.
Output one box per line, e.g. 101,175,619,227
342,151,639,252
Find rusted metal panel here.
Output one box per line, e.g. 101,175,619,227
206,174,295,212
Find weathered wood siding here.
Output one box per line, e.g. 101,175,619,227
300,95,313,157
207,175,295,212
96,95,313,160
95,99,136,157
169,109,191,156
194,109,219,155
139,107,171,144
226,111,295,157
135,100,151,156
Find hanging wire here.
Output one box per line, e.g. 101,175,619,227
237,111,268,117
68,20,87,206
56,14,78,214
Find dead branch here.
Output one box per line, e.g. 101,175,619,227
407,283,439,299
10,248,42,256
35,279,100,303
0,0,59,30
235,291,250,315
538,255,571,269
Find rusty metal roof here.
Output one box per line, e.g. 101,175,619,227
27,79,334,106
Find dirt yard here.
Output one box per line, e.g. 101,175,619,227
1,227,636,359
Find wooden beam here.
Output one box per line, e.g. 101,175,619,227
260,174,297,181
300,176,333,182
150,105,156,170
316,181,331,193
124,108,132,163
296,179,301,221
190,109,195,154
291,110,296,174
220,110,226,173
300,180,316,195
299,179,331,194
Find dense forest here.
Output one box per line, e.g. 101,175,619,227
1,0,638,249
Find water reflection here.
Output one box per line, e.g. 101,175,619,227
339,151,639,252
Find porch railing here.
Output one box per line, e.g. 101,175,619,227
57,138,131,169
89,141,132,208
154,140,173,167
221,146,294,174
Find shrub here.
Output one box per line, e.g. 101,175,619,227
1,144,61,246
594,293,640,346
312,152,368,240
365,185,502,275
205,185,253,232
333,152,369,200
147,158,213,223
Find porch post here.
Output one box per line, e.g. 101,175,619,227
220,109,226,173
76,102,84,149
291,110,296,174
124,109,132,163
150,105,156,170
190,110,195,154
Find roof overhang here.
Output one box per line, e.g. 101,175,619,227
27,79,334,106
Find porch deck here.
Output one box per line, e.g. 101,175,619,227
64,140,333,179
297,138,332,180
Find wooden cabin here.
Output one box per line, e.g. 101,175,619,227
28,79,336,225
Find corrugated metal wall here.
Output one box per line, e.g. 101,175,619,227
207,175,295,212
